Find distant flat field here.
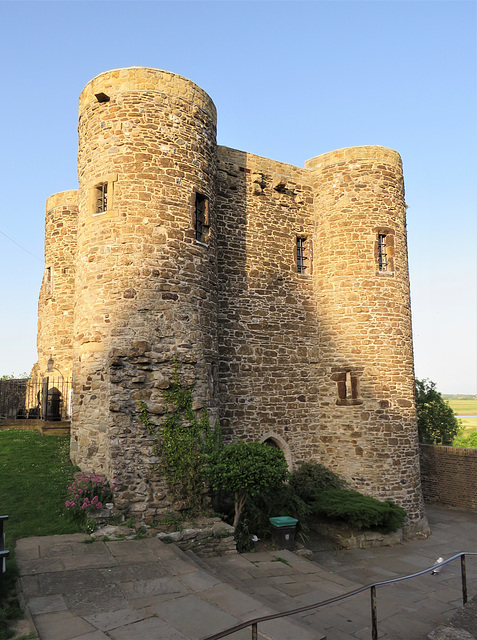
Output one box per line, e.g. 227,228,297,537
460,419,477,433
447,398,477,415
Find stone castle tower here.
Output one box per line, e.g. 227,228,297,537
34,67,427,535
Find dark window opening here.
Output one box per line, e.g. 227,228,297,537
263,437,281,449
95,92,110,103
195,193,210,244
297,236,309,274
378,234,388,271
45,267,52,295
333,371,362,406
95,183,108,214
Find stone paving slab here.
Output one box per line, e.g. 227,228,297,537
198,582,272,618
14,505,477,640
151,593,240,639
82,608,148,632
33,611,97,640
16,533,321,640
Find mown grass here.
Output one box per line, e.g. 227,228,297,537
0,428,81,639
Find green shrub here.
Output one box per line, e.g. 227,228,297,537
452,431,477,448
416,378,461,445
289,462,345,502
207,441,289,528
234,483,311,551
310,489,406,533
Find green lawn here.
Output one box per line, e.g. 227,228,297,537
0,429,81,541
0,429,81,639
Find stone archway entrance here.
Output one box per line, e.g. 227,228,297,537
260,433,292,469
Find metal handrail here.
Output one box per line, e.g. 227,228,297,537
0,515,9,605
203,552,477,640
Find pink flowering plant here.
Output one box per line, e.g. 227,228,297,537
65,473,116,512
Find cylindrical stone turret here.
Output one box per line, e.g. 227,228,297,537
72,67,218,517
306,146,427,535
33,190,78,380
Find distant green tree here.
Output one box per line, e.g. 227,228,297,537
452,431,477,449
415,378,461,445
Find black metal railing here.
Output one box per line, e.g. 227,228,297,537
0,377,72,422
0,516,9,605
203,553,477,640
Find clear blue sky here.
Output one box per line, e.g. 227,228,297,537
0,0,475,394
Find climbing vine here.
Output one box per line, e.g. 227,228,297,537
138,363,222,511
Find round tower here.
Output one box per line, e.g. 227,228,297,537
34,190,78,381
72,67,218,516
306,146,427,536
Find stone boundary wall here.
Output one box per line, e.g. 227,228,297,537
157,520,236,557
420,444,477,510
313,520,403,549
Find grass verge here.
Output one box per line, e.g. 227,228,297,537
0,428,82,639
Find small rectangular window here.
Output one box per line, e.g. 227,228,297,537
88,175,117,221
95,183,108,214
296,236,310,275
378,234,388,272
195,193,210,245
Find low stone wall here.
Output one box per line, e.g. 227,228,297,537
420,444,477,510
313,520,402,549
0,419,70,436
157,519,236,557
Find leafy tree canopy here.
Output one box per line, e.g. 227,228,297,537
208,441,289,528
416,378,461,445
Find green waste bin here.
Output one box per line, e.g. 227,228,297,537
269,516,298,550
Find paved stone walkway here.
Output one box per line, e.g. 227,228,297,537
15,505,477,640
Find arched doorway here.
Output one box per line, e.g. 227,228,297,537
46,387,62,421
260,433,292,469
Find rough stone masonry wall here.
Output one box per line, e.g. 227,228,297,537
33,67,428,533
306,146,426,533
216,146,320,463
72,67,219,518
420,444,477,510
32,190,77,381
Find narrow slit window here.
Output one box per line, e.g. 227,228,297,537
195,193,210,244
45,266,52,295
334,370,362,406
378,234,388,272
95,183,108,214
296,236,309,274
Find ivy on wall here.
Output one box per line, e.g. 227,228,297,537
138,363,221,511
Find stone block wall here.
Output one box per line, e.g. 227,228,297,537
32,66,428,535
420,444,477,510
216,146,319,464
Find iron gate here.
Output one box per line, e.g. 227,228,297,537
0,377,72,421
